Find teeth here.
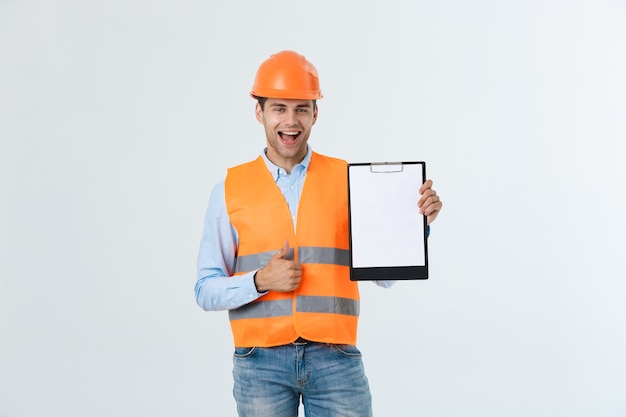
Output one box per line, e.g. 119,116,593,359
281,131,298,136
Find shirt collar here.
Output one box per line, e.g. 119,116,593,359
261,146,312,181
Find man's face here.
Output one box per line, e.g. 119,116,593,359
256,98,318,172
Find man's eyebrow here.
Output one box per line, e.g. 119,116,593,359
268,103,312,109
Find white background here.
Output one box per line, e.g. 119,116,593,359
1,1,625,416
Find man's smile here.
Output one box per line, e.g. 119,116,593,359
278,130,301,143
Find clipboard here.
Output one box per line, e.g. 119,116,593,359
347,162,428,281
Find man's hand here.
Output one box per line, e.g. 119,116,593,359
418,179,443,225
254,241,302,293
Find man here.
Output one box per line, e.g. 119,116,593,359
196,50,443,417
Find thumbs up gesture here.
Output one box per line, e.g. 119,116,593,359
253,241,303,293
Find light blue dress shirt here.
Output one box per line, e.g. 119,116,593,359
195,147,397,312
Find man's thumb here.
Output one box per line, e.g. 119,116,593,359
273,240,289,259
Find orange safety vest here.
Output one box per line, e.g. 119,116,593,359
224,152,360,347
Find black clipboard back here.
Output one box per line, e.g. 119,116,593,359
347,162,429,281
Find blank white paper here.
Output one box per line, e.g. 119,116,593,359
349,163,426,268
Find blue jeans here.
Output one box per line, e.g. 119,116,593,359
233,342,373,417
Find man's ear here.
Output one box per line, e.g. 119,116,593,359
255,102,263,124
312,105,318,125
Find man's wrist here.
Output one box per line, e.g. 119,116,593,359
253,269,266,293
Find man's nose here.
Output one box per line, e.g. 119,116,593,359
284,109,298,125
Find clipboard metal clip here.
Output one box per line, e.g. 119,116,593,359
369,162,404,173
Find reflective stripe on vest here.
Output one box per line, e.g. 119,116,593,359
229,296,359,320
234,246,349,273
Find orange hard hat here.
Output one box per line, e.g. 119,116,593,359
250,50,323,100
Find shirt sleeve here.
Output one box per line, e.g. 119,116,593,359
194,181,266,311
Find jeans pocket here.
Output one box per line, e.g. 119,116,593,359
330,344,362,357
233,346,256,358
